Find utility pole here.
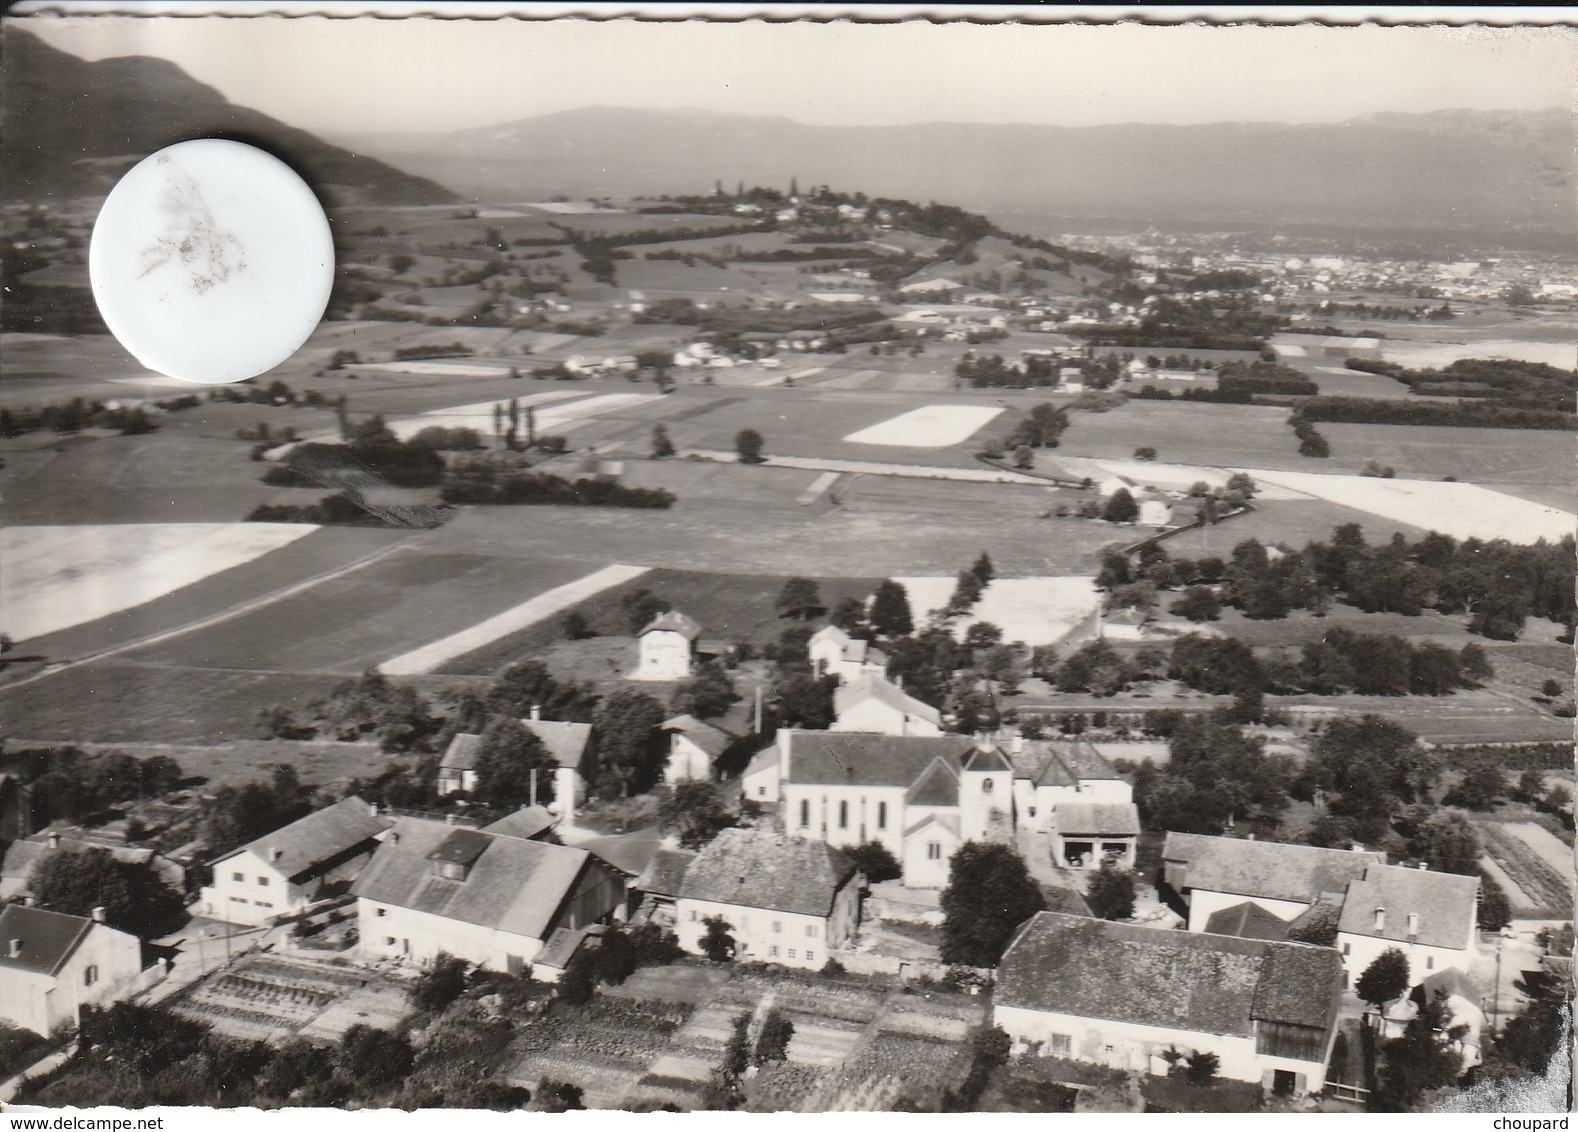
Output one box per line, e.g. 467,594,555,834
754,685,764,734
530,767,538,808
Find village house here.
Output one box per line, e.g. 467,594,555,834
197,797,391,927
672,828,860,970
1380,969,1486,1074
807,624,888,684
0,905,143,1036
1008,739,1141,870
661,713,733,785
995,912,1344,1098
633,610,704,681
830,672,943,736
351,816,627,978
629,846,696,923
437,708,595,816
1162,833,1479,987
2,827,186,903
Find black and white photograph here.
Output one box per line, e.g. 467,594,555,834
0,3,1573,1118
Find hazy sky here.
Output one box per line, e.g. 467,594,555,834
20,14,1576,136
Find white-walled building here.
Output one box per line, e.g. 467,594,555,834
198,798,391,926
995,912,1344,1098
633,611,703,681
831,673,943,736
437,710,594,816
352,817,626,977
661,714,732,785
673,829,860,970
0,905,143,1036
1335,864,1479,988
1009,739,1141,870
808,625,888,684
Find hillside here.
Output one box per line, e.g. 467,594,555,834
0,27,457,207
335,105,1575,242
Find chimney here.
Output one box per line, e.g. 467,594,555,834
1245,833,1256,841
368,800,379,818
530,704,542,722
1407,912,1420,939
1349,843,1365,853
894,674,903,690
1374,907,1386,933
445,813,456,825
47,831,60,850
91,907,105,923
269,847,284,863
6,939,20,959
1010,732,1024,755
20,896,34,907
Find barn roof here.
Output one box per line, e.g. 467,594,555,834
216,797,390,882
641,611,703,640
1337,864,1478,950
1053,802,1141,837
1162,832,1384,904
678,828,857,918
1204,901,1291,942
0,905,96,977
833,673,942,728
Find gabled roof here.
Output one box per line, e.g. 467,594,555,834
663,714,731,759
524,718,594,771
1204,901,1290,942
1013,740,1121,788
482,805,557,841
997,912,1342,1039
1053,802,1141,837
678,829,857,918
640,611,702,640
439,732,482,773
634,847,695,899
963,746,1013,774
0,905,96,976
1042,884,1094,918
1163,832,1385,905
217,797,390,882
1285,893,1344,947
743,746,779,780
351,817,598,942
3,833,184,893
833,673,942,727
1337,864,1479,950
904,812,961,840
907,758,961,807
783,732,978,789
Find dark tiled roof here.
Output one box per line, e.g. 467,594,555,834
218,797,390,882
1285,893,1343,947
1013,740,1121,787
439,732,482,772
784,732,978,789
1162,832,1385,905
524,719,593,771
634,848,695,898
1053,802,1141,837
428,828,491,867
907,758,961,807
0,905,93,976
352,817,596,941
663,714,732,759
1205,901,1290,942
679,829,857,918
641,611,703,640
1042,885,1093,917
1337,865,1479,950
482,805,556,841
535,926,589,971
997,912,1341,1039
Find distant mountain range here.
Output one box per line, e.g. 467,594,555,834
332,104,1574,241
1,28,456,207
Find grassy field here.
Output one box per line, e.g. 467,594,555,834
1056,400,1301,469
42,738,406,792
1146,497,1427,557
1315,422,1575,485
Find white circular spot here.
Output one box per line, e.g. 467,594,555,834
89,139,334,384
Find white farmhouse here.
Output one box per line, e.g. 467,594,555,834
198,797,391,926
437,708,594,816
1334,864,1480,988
0,905,143,1036
633,611,703,681
807,624,888,684
995,912,1344,1098
831,672,943,736
661,713,732,785
673,828,860,970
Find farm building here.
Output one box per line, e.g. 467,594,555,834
673,829,860,970
198,797,391,927
1007,738,1140,870
1334,864,1479,988
808,624,889,684
0,905,143,1036
630,847,696,922
2,827,186,903
661,713,733,785
994,912,1343,1098
352,817,627,978
633,610,704,681
437,708,595,816
831,672,943,736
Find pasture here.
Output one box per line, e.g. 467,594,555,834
893,576,1099,646
1156,497,1429,556
1055,400,1300,469
842,405,1005,448
1312,422,1575,486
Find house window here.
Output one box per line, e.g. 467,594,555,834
690,910,700,922
927,842,942,860
257,876,269,886
982,779,994,794
769,946,779,958
758,786,767,797
232,872,244,882
788,949,797,960
385,936,397,946
83,965,99,987
257,902,273,909
1342,942,1351,956
807,924,819,939
1426,956,1434,971
1049,1034,1071,1055
800,800,810,828
839,800,849,829
805,951,814,964
877,801,887,830
376,907,388,918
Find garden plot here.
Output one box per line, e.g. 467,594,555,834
894,576,1100,646
1238,470,1575,544
843,405,1004,448
1478,822,1574,916
379,563,650,675
0,522,316,643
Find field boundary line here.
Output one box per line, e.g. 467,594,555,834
379,563,651,675
5,536,421,690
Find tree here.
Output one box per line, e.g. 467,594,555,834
868,579,914,639
1408,811,1481,876
1170,586,1221,622
1013,444,1034,469
775,576,824,620
337,1025,414,1089
1355,947,1412,1011
1225,471,1257,498
830,596,867,636
1493,966,1573,1076
734,429,765,464
1185,1050,1220,1086
963,621,1003,651
1085,862,1136,920
1443,764,1509,810
591,689,666,798
940,842,1045,967
1102,488,1139,524
700,916,736,962
1477,869,1512,931
1375,991,1466,1110
753,1009,795,1065
845,840,902,883
671,659,739,720
658,782,736,849
30,848,186,939
472,716,558,808
1305,715,1436,825
409,952,470,1014
949,568,985,613
1133,446,1157,461
971,551,995,587
651,424,675,458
